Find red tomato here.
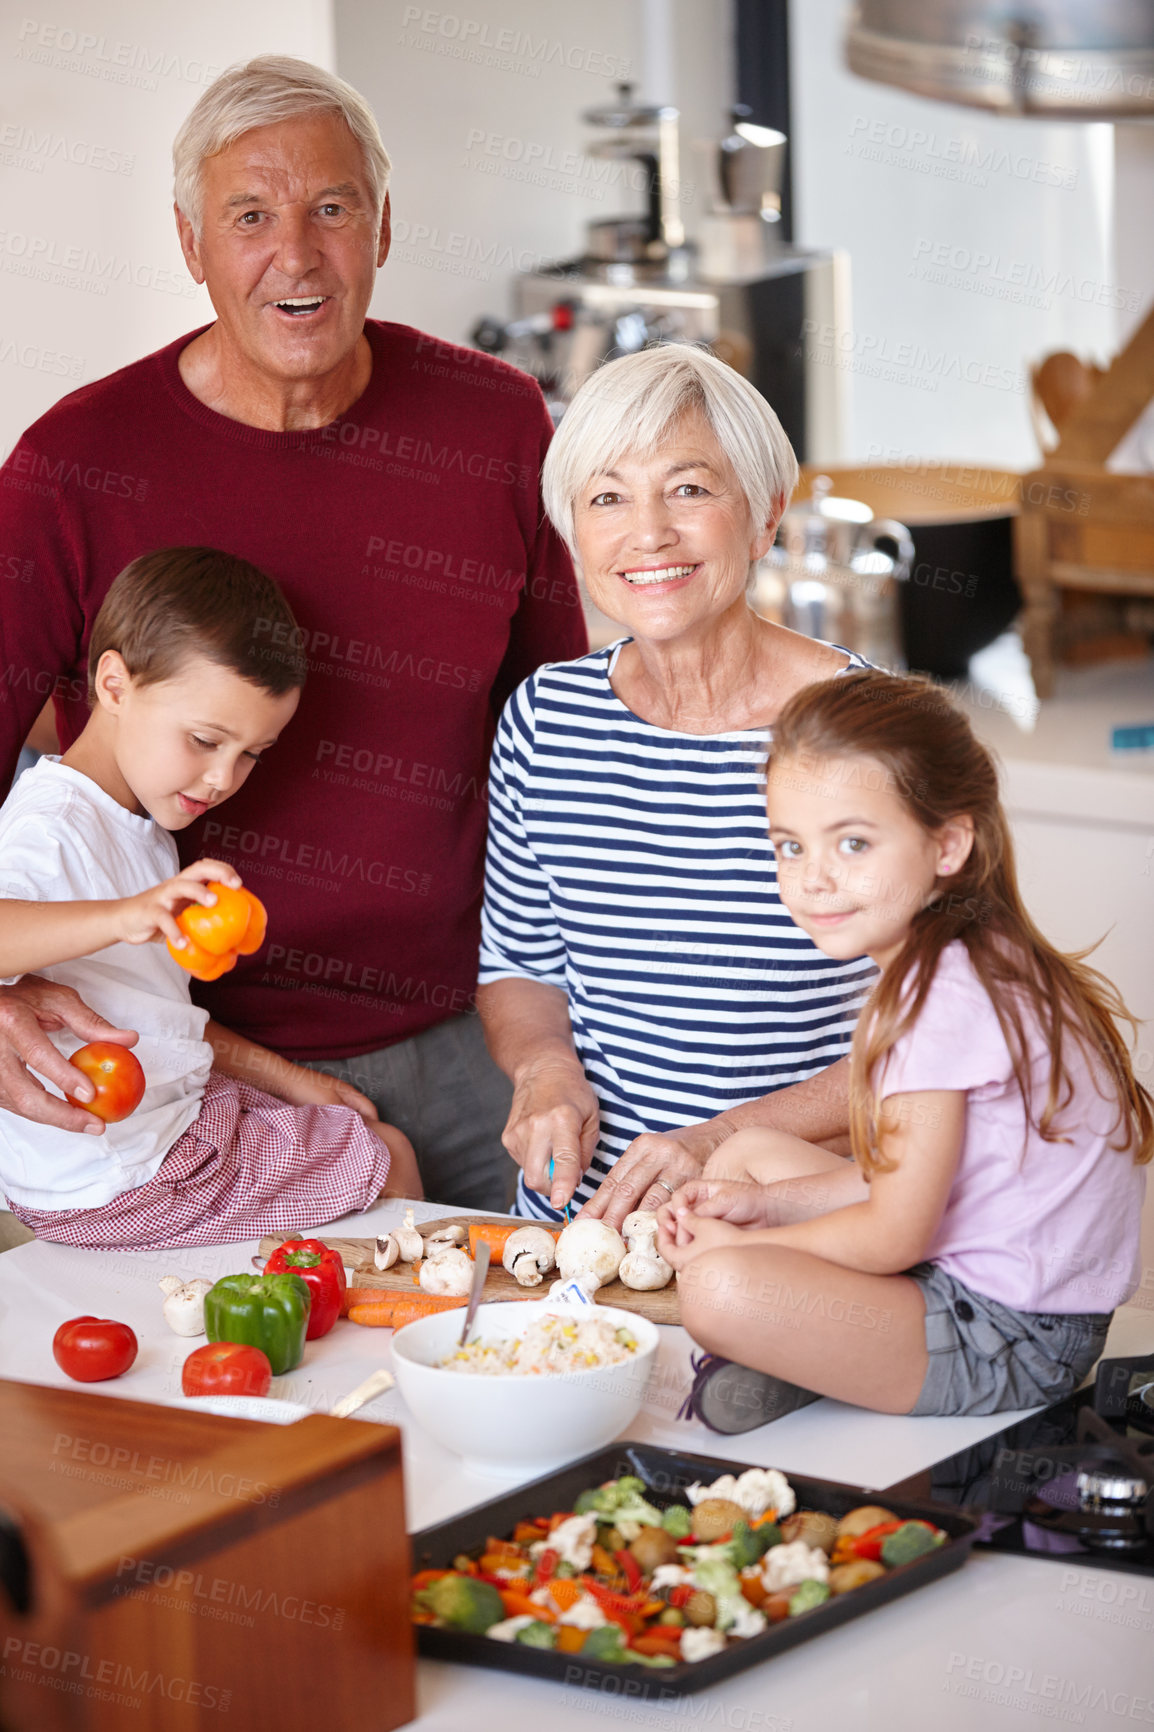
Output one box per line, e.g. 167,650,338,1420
66,1043,146,1123
52,1315,138,1382
182,1341,272,1399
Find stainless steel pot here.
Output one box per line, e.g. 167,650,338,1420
758,477,914,668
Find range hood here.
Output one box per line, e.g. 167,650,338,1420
845,1,1154,118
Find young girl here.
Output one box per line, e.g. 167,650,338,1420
659,670,1151,1427
0,547,421,1250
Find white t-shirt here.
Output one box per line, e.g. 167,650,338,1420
0,758,212,1210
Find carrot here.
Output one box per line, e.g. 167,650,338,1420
740,1575,767,1608
500,1590,554,1621
541,1578,583,1614
348,1293,467,1328
411,1570,452,1590
556,1625,586,1654
631,1631,683,1659
468,1222,561,1260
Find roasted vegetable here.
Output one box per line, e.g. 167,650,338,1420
724,1521,775,1570
787,1580,831,1616
880,1521,945,1567
779,1510,838,1553
661,1503,692,1539
417,1575,504,1633
628,1526,681,1574
573,1476,664,1531
683,1589,718,1627
829,1559,887,1594
515,1620,558,1649
581,1625,630,1663
835,1505,897,1538
690,1498,747,1542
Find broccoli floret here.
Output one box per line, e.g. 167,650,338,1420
574,1476,662,1526
417,1575,505,1633
661,1503,693,1539
724,1521,772,1569
515,1620,558,1649
788,1579,831,1617
880,1522,945,1568
581,1625,630,1663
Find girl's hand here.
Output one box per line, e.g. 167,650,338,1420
118,860,242,951
656,1209,746,1271
658,1178,772,1230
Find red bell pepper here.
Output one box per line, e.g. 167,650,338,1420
532,1547,559,1587
265,1238,346,1339
615,1549,644,1595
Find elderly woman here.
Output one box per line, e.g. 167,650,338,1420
477,344,874,1230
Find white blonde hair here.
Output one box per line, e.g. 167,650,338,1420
173,55,391,234
542,344,799,557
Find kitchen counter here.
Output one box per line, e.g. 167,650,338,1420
1,1196,1151,1731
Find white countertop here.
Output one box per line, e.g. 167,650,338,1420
2,1195,1152,1731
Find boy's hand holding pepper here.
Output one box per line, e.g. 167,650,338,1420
118,859,242,950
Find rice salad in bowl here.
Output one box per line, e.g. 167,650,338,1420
438,1311,640,1377
390,1300,660,1477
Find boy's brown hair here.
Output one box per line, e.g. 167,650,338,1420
87,546,308,699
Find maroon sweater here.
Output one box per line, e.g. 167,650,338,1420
0,321,585,1059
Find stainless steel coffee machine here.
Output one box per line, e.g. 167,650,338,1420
471,88,848,462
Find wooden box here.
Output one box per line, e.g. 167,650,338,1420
0,1381,415,1731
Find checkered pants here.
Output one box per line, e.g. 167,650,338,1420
9,1071,394,1250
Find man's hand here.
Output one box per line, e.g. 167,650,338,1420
502,1057,600,1210
118,859,242,950
577,1118,734,1231
0,978,138,1135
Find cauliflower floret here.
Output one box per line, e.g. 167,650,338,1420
685,1467,796,1522
486,1615,536,1643
558,1596,607,1631
529,1512,596,1573
681,1627,728,1663
723,1597,767,1638
762,1541,829,1594
650,1564,692,1592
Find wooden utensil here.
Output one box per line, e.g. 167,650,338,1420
328,1367,395,1418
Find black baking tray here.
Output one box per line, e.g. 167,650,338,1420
411,1441,980,1697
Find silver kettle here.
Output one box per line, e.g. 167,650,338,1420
757,477,914,669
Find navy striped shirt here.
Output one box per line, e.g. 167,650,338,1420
479,641,876,1219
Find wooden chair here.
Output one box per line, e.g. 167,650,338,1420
1015,306,1154,698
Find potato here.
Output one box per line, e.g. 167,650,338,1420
779,1510,838,1553
834,1505,897,1539
683,1589,718,1627
690,1498,748,1542
829,1559,887,1595
628,1526,680,1573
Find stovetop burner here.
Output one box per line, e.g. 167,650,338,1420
885,1351,1154,1575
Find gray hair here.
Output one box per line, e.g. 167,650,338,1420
542,344,799,558
173,55,391,234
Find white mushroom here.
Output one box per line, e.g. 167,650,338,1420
373,1234,400,1271
622,1209,660,1249
423,1223,466,1250
418,1246,474,1297
392,1207,425,1263
502,1226,557,1288
158,1275,213,1337
555,1219,626,1291
618,1239,674,1291
617,1218,673,1290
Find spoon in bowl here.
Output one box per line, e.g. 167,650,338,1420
457,1238,490,1348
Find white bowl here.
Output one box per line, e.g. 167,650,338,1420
391,1300,659,1479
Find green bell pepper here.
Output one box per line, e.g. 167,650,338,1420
204,1273,311,1375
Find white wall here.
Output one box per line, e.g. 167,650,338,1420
334,0,732,346
0,0,334,456
788,0,1134,469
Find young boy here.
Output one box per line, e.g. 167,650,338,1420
0,546,420,1248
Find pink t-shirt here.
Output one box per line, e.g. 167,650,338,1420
880,942,1144,1313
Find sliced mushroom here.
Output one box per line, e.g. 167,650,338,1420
423,1223,466,1249
392,1206,424,1262
502,1226,557,1288
374,1234,400,1271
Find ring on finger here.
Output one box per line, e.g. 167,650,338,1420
653,1179,676,1197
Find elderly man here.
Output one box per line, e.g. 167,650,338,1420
0,56,585,1210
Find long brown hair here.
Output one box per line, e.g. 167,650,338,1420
769,671,1153,1176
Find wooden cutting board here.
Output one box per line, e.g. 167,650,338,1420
259,1214,681,1326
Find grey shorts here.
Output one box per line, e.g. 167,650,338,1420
906,1262,1111,1417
